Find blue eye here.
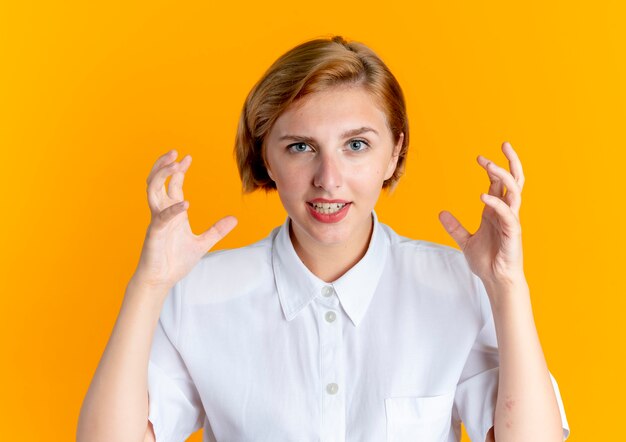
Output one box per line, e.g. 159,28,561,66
348,139,369,151
288,142,312,153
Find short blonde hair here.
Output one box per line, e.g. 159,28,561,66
234,35,410,192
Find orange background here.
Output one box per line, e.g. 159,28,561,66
1,0,624,440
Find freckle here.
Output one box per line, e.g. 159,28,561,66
505,399,515,410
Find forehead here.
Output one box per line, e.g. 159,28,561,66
269,85,390,138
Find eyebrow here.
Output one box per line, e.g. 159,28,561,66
277,126,379,142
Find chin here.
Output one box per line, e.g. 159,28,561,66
302,211,369,248
312,229,353,246
303,221,351,243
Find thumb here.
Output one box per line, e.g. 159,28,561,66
438,210,470,250
199,215,238,251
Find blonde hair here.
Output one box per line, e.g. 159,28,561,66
235,35,410,192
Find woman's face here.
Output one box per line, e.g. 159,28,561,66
264,84,403,254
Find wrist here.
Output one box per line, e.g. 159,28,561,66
482,271,528,294
128,271,173,293
482,274,531,314
125,275,171,309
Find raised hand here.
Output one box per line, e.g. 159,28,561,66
132,149,238,292
438,141,526,291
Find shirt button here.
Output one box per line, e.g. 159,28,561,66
325,311,336,323
321,285,334,297
326,383,339,395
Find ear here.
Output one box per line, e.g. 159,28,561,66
384,132,404,180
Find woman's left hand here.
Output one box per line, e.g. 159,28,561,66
438,141,526,291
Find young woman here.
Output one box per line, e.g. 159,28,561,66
77,36,569,442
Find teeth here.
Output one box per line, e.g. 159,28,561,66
311,202,347,214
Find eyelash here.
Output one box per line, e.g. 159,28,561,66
287,139,370,153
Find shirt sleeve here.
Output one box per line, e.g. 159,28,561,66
147,279,205,441
452,274,571,441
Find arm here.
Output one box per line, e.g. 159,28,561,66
78,149,236,441
486,427,495,442
77,278,165,442
483,278,562,441
145,423,156,442
440,141,563,441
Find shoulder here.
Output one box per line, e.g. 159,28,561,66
381,222,467,269
179,226,279,304
199,229,275,273
379,222,483,303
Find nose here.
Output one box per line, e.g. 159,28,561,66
313,151,343,191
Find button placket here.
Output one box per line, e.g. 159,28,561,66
326,382,339,394
316,285,345,441
325,311,337,323
319,285,339,308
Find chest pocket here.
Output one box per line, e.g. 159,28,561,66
384,391,455,442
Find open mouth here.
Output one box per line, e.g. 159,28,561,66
308,201,349,214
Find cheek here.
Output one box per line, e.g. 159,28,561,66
275,167,305,187
347,160,386,182
273,168,310,203
346,168,385,194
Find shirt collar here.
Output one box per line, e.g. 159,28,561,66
272,211,389,327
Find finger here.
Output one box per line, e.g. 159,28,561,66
477,155,504,198
502,141,525,189
147,161,184,212
483,160,522,215
480,193,521,236
152,200,189,230
167,155,192,200
438,210,471,250
199,216,238,251
147,149,178,186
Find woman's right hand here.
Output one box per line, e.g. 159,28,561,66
131,149,238,293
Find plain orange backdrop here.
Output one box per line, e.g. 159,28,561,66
1,0,625,440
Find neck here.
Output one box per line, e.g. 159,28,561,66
289,216,373,283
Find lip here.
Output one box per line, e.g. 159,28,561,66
308,198,350,204
306,200,351,223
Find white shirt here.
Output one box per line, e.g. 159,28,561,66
147,212,570,442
